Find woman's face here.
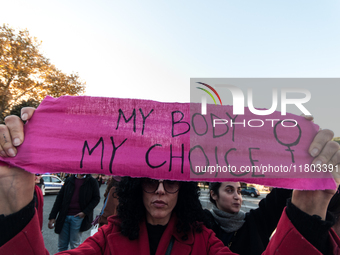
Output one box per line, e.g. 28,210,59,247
142,179,179,225
35,175,41,184
211,182,242,214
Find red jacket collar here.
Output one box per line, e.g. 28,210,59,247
329,228,340,255
107,213,195,255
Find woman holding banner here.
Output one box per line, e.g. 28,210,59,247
204,117,340,255
0,108,340,254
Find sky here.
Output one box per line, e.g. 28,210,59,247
2,0,340,135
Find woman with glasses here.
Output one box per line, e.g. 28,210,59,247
1,108,340,255
114,177,225,255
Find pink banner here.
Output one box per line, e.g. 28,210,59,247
0,96,336,190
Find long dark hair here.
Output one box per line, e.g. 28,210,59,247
116,177,208,240
103,177,119,199
209,182,222,206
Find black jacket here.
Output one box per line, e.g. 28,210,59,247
204,188,292,255
49,175,100,234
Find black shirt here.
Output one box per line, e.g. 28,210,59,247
146,222,167,255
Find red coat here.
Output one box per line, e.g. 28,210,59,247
1,209,340,255
34,185,44,231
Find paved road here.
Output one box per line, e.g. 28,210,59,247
41,185,265,254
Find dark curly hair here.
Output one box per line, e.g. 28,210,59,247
209,182,222,206
116,177,209,240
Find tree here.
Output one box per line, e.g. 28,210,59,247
8,98,40,118
0,24,85,123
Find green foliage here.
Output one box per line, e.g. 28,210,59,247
0,24,85,123
8,99,40,118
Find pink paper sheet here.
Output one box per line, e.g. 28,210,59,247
0,96,336,190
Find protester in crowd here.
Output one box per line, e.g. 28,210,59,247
206,182,291,254
0,108,340,255
47,173,100,252
96,174,103,188
204,116,339,255
35,174,44,190
64,173,72,180
34,176,44,231
328,185,340,237
98,176,120,227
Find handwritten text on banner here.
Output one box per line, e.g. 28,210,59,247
0,96,335,190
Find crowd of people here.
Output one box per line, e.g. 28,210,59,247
0,107,340,255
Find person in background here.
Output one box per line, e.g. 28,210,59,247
204,115,339,255
35,174,44,190
206,182,291,255
64,173,72,180
98,176,121,227
34,175,44,231
48,173,100,252
96,174,103,188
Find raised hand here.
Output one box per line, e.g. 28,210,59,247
292,128,340,220
0,107,36,216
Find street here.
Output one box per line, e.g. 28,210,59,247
41,185,265,254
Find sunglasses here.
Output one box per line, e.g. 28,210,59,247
141,179,180,194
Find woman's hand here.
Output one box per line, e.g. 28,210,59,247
292,128,340,220
74,212,85,218
48,219,56,229
0,108,36,216
0,107,35,157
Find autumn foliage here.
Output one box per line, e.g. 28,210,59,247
0,24,85,122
